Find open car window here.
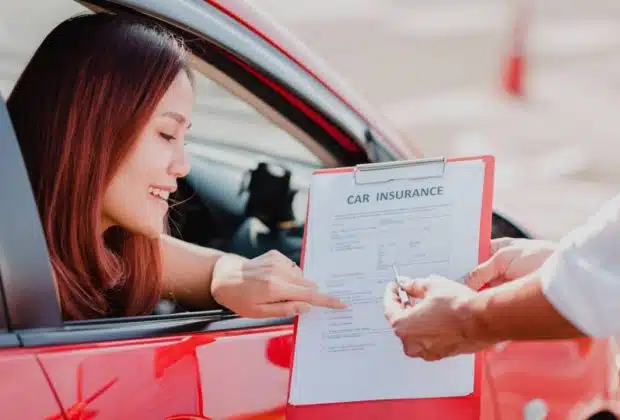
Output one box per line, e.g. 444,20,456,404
189,73,322,166
170,66,328,266
0,0,382,348
0,0,344,340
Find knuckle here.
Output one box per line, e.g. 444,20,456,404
265,276,281,293
277,303,295,316
267,249,285,261
390,318,407,338
261,250,279,265
404,344,421,358
266,273,279,283
292,302,310,315
422,353,437,362
260,276,280,296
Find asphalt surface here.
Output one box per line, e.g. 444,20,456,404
3,1,620,239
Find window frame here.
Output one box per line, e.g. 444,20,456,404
2,0,400,346
0,94,62,344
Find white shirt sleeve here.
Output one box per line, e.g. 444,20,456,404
540,192,620,338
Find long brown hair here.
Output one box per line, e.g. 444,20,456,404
7,13,193,320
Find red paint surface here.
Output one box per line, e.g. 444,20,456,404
0,349,64,419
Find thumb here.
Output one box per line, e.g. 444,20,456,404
399,277,429,298
465,256,502,290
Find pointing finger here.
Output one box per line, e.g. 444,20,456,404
285,272,320,290
255,301,312,318
308,291,348,310
273,282,347,310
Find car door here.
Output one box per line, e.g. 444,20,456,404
0,1,378,419
0,96,68,419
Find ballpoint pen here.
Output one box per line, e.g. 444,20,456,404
392,264,411,307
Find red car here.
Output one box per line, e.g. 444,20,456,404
0,1,618,419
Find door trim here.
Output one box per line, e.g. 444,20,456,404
0,98,63,330
18,313,294,347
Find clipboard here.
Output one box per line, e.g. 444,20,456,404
286,155,495,420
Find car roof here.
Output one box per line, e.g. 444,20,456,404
205,0,421,158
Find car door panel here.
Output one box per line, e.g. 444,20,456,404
0,93,65,420
0,349,64,419
35,323,293,420
195,327,291,419
485,338,620,420
37,335,202,419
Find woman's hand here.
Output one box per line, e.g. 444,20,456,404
211,250,346,318
465,237,557,290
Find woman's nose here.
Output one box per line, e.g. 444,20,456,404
169,147,191,178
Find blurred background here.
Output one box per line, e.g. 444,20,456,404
3,0,620,240
257,0,620,240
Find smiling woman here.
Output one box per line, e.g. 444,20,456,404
8,13,192,319
101,71,194,237
6,12,344,321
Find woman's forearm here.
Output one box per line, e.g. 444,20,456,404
457,274,587,342
160,234,245,309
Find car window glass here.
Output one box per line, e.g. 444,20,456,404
188,72,321,165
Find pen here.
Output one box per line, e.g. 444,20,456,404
392,264,411,307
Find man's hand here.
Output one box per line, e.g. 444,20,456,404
211,250,347,318
466,238,557,290
383,276,493,361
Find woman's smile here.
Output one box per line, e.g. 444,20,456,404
148,186,172,211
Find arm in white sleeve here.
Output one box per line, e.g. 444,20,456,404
541,192,620,337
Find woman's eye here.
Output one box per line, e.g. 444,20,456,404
160,133,176,142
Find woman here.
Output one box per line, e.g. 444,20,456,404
7,13,344,320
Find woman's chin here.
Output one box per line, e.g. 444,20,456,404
126,218,165,239
146,220,166,238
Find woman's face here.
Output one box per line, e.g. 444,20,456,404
101,71,194,237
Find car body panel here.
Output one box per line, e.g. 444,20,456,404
36,325,293,419
0,349,64,419
486,338,620,420
37,335,202,419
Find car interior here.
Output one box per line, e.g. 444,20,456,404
0,1,532,332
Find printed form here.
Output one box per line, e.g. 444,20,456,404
289,159,486,406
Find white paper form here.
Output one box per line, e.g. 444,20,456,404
289,159,487,406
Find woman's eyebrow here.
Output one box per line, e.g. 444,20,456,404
162,111,192,129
